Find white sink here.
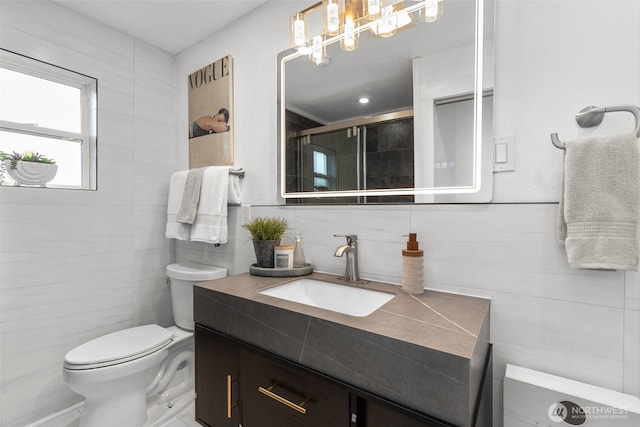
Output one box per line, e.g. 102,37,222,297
259,278,395,317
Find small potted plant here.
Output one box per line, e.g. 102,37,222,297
0,150,57,186
243,216,289,268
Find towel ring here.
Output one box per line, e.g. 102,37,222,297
550,104,640,149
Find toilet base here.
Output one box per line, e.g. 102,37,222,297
145,389,195,427
81,388,148,427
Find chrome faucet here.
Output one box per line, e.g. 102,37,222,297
334,234,360,281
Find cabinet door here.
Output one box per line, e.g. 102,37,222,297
240,347,350,427
194,326,242,427
350,394,453,427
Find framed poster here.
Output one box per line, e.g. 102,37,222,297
188,55,233,168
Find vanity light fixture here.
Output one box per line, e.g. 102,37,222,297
290,0,444,64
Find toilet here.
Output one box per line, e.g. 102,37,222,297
63,262,227,427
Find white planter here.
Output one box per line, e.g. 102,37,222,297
3,159,58,186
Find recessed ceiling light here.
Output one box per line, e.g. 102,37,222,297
358,96,371,104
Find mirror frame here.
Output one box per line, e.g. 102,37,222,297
277,0,490,202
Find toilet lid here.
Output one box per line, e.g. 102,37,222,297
64,325,174,369
166,262,227,281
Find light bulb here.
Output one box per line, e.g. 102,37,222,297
290,12,307,49
364,0,382,20
340,16,358,51
325,0,340,35
374,5,397,37
310,36,326,65
421,0,444,23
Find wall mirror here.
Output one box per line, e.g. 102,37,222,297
278,0,495,204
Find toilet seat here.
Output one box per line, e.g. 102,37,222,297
64,325,174,370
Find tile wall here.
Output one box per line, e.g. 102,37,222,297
177,202,640,426
0,2,177,425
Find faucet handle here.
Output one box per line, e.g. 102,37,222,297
334,234,358,245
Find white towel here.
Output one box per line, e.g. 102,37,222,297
191,166,232,244
228,173,243,205
558,131,639,270
166,171,192,240
177,167,205,224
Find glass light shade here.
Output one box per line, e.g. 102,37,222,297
420,0,444,23
323,0,341,35
310,35,327,65
372,5,397,37
340,16,359,51
340,1,360,51
363,0,382,20
290,12,307,49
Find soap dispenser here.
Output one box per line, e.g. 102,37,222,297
402,233,424,294
293,232,306,268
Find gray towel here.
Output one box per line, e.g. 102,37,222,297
558,131,639,270
177,168,205,224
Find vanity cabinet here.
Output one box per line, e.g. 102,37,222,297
194,326,242,427
195,325,452,427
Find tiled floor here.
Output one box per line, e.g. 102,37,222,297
157,402,200,427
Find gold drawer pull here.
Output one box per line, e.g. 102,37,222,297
227,374,239,418
258,383,310,415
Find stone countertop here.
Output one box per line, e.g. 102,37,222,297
195,271,489,359
194,272,491,426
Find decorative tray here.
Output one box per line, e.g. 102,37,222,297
249,263,313,277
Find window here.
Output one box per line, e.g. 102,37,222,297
312,147,336,191
0,49,97,189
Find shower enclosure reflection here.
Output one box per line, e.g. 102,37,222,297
286,110,415,203
285,93,493,204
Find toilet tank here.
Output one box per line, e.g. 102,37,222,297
166,262,227,331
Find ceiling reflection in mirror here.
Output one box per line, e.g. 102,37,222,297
278,0,494,203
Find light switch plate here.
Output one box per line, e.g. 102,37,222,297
494,134,516,172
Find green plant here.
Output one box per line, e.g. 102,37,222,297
0,150,56,170
243,217,288,241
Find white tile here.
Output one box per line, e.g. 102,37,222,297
625,271,640,311
0,4,177,424
134,277,174,327
414,204,626,308
292,204,410,280
489,292,624,391
135,207,174,251
176,402,199,427
134,41,176,86
157,418,188,427
0,368,80,427
624,309,640,395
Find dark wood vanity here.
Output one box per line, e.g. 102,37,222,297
193,272,492,427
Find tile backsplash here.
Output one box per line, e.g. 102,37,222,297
177,202,640,426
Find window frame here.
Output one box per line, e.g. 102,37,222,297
0,49,97,190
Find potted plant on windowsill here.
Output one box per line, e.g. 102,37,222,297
0,150,58,186
243,216,289,268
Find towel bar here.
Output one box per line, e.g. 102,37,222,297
230,168,245,178
551,104,640,149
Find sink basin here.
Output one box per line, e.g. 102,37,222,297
258,278,395,317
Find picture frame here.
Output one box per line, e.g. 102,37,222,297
188,55,233,167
